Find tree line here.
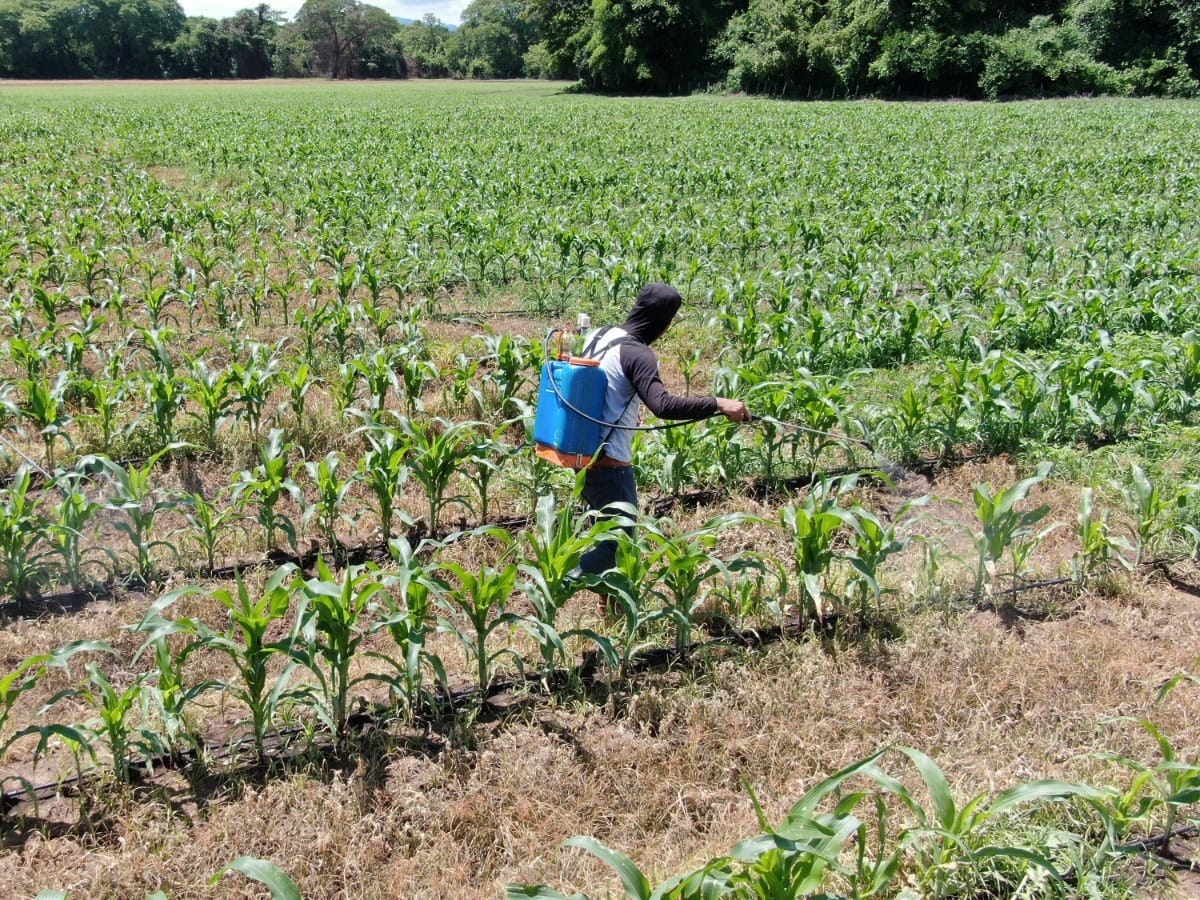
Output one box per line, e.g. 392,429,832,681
1,0,1197,98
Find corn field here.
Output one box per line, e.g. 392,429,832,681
1,81,1198,898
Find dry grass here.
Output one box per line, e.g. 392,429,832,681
2,461,1199,897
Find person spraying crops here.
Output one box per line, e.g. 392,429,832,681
536,283,750,575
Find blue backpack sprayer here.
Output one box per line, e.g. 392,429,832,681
533,315,613,469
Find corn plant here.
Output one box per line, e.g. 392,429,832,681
137,634,210,760
69,662,165,782
45,469,113,591
351,346,401,416
478,332,538,418
586,512,671,676
78,374,130,456
436,535,520,696
515,493,617,675
290,558,385,742
507,751,892,899
777,478,860,624
461,421,520,525
1072,487,1132,584
1097,719,1200,855
357,424,411,542
395,344,438,416
967,462,1054,599
281,362,317,424
231,428,301,553
645,515,751,655
0,467,52,602
844,496,926,620
18,370,73,468
183,358,235,451
878,747,1111,897
85,448,184,583
140,566,300,764
2,644,103,797
301,450,357,556
645,423,702,497
366,536,448,720
399,416,478,534
180,489,246,576
1116,464,1197,567
231,342,282,443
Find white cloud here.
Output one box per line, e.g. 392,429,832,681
178,0,468,26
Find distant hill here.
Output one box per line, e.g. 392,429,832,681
396,17,457,31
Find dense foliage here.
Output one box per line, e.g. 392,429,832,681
2,0,1199,98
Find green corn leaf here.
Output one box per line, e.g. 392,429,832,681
563,836,650,900
210,856,302,900
505,887,587,900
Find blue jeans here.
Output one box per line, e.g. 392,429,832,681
578,465,637,574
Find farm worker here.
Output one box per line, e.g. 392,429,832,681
575,282,750,575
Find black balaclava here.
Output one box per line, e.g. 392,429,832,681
622,283,682,345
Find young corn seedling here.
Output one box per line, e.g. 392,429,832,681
845,496,927,622
137,634,211,761
18,370,73,469
180,489,247,576
281,362,318,425
777,478,860,624
515,492,621,678
290,558,385,743
645,515,749,655
72,662,165,783
141,566,301,764
436,535,520,698
358,424,412,542
79,374,130,456
231,428,302,554
367,536,448,721
46,469,113,591
351,346,401,417
967,461,1054,600
0,467,53,603
301,449,358,558
2,644,105,798
585,513,671,678
86,448,185,584
879,747,1112,897
1072,486,1132,584
399,416,478,535
183,358,235,451
461,421,520,525
1117,464,1195,567
231,342,283,444
1098,721,1200,855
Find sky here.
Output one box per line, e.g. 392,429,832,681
178,0,469,26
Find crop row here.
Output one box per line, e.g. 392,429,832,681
3,462,1197,787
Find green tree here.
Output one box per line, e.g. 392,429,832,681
395,13,452,76
526,0,589,77
295,0,398,77
586,0,742,93
169,16,233,76
451,0,535,78
225,3,284,77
